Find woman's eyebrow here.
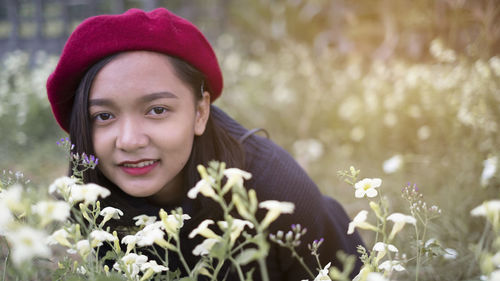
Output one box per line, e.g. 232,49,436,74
88,91,178,107
140,91,178,103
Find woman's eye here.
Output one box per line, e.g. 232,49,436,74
94,113,113,122
148,107,168,116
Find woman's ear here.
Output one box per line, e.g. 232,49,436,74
194,91,210,136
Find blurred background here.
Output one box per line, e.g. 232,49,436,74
0,0,499,279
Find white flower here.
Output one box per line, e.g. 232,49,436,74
192,238,219,256
187,178,217,200
217,218,254,245
32,200,70,225
471,200,500,217
122,235,139,254
47,228,72,248
136,222,167,247
365,272,388,281
189,219,219,239
490,270,500,281
141,260,168,272
69,183,110,204
481,156,497,186
378,260,405,272
114,253,148,278
99,207,124,227
387,213,416,240
90,230,116,247
6,226,51,265
383,155,403,174
373,242,398,253
133,214,157,227
259,200,295,229
75,239,90,258
347,210,377,235
373,242,398,262
49,176,77,196
443,248,458,260
0,184,23,213
354,178,382,198
223,168,252,189
160,209,191,235
0,202,13,234
314,262,332,281
76,266,86,275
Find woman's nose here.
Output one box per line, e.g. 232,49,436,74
115,118,149,152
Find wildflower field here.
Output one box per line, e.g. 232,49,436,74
0,1,499,280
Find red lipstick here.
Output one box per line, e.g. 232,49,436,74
119,159,159,176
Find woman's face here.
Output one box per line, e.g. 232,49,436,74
89,51,210,204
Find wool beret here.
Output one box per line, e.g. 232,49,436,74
46,8,223,132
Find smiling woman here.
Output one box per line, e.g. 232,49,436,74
46,7,364,280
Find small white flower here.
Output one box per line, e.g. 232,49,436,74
187,178,217,200
365,272,388,281
100,206,123,219
114,253,148,278
378,260,405,272
69,183,110,204
443,248,458,260
99,207,123,227
354,178,382,198
133,215,157,227
217,218,254,245
259,200,295,229
314,262,332,281
223,168,252,189
347,210,377,235
481,156,497,186
373,242,398,252
189,219,219,239
136,222,166,247
76,266,86,275
122,235,139,254
387,213,416,240
90,230,116,247
47,228,72,248
383,155,403,174
75,239,90,258
6,226,51,265
49,176,77,195
160,210,191,235
192,238,219,256
0,184,23,213
32,200,70,225
140,260,168,273
471,200,500,217
0,202,13,233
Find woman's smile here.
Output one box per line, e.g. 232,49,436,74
119,159,160,176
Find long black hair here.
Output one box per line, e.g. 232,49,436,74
69,52,245,222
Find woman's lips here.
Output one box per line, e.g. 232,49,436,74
119,160,159,176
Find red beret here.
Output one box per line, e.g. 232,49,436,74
46,8,223,132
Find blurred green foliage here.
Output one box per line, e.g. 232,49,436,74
0,0,499,280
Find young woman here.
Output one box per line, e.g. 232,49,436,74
46,7,364,280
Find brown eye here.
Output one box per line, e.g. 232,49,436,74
148,107,168,115
94,112,113,121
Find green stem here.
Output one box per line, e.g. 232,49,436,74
174,236,192,276
290,247,315,278
211,260,224,281
414,221,420,281
229,257,246,281
257,258,270,281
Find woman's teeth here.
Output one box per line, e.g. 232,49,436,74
123,160,156,168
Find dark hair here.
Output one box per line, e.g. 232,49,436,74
69,52,245,222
